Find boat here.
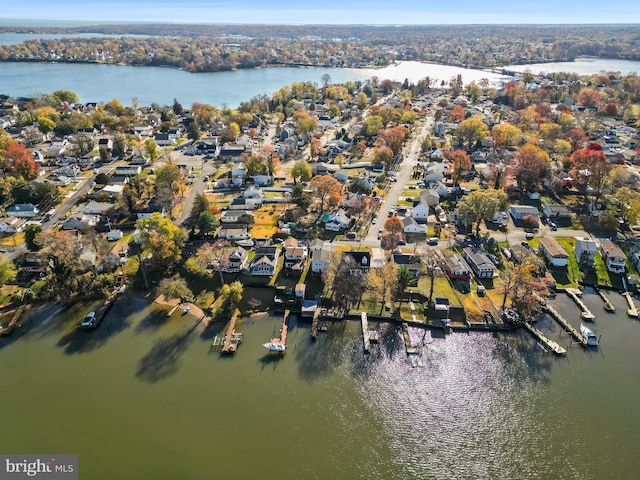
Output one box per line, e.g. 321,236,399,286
182,307,191,315
262,342,287,352
580,324,599,346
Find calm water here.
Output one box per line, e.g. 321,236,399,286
1,289,640,479
0,60,509,108
505,58,640,76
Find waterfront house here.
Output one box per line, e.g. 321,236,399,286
443,254,472,283
463,247,496,279
538,237,569,267
7,203,39,218
391,253,421,277
220,247,249,273
509,205,539,224
343,251,371,275
600,239,626,274
284,244,308,273
250,246,280,276
311,244,332,274
0,216,26,234
574,237,597,268
402,216,427,234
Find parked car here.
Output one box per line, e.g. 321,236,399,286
372,218,377,225
377,230,382,240
525,232,535,240
346,231,357,240
427,237,439,246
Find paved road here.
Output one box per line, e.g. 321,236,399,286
365,113,435,242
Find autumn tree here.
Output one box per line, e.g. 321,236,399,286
135,213,187,273
499,255,548,317
290,160,312,184
69,133,95,157
511,145,551,198
383,216,404,251
362,115,383,137
449,104,464,122
570,145,610,200
457,188,507,236
2,142,37,180
220,281,243,311
325,253,367,312
576,87,601,108
0,256,17,286
370,146,394,171
366,262,398,314
455,115,489,149
448,150,472,185
158,276,194,304
377,126,409,155
144,139,159,161
309,175,343,219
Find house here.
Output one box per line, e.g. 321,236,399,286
402,216,427,234
324,208,352,231
96,184,124,197
219,144,246,162
221,247,248,273
463,247,496,279
6,203,39,218
217,224,250,241
343,251,371,275
115,165,142,177
97,137,113,152
231,164,247,186
228,197,262,210
62,214,99,230
600,239,626,274
80,201,115,216
21,251,50,275
250,246,280,276
295,283,306,299
311,245,332,274
154,133,174,146
253,174,273,187
423,164,446,183
538,237,569,267
412,190,438,222
284,244,308,273
509,205,540,224
542,203,571,221
391,253,421,277
443,254,472,282
574,237,597,268
243,186,264,199
0,216,26,234
220,210,253,223
333,170,350,183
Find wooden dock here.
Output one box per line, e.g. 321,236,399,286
544,302,587,346
401,322,422,366
0,305,26,336
311,308,319,340
622,292,639,318
522,322,566,355
361,312,370,353
221,311,241,353
565,288,595,321
269,310,289,350
595,288,615,312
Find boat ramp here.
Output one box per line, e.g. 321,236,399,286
565,288,595,321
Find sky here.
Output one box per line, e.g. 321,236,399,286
1,1,639,25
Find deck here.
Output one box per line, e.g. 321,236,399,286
565,288,595,322
522,322,567,355
622,292,639,318
269,310,290,349
543,302,587,346
221,312,241,353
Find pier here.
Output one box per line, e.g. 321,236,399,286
221,311,242,353
544,302,587,346
361,312,370,353
401,322,422,367
311,308,319,340
522,322,566,355
268,310,289,350
595,288,615,312
622,292,639,318
565,288,595,321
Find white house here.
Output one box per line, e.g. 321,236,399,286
412,190,439,222
250,246,280,276
539,237,569,267
284,245,308,273
402,216,427,234
324,208,351,231
253,175,273,187
542,203,571,221
7,204,39,218
509,205,540,223
80,201,115,215
220,210,253,223
115,165,142,177
217,225,250,241
243,186,264,199
231,164,247,186
0,216,26,233
423,164,446,183
600,239,626,274
221,247,248,273
311,245,332,274
574,237,597,268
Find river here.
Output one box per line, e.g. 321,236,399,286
1,289,639,479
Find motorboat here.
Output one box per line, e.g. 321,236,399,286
262,341,287,352
580,324,599,346
182,307,191,315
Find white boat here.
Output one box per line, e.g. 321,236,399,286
262,342,287,352
581,324,599,346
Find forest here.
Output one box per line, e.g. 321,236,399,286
0,24,638,73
